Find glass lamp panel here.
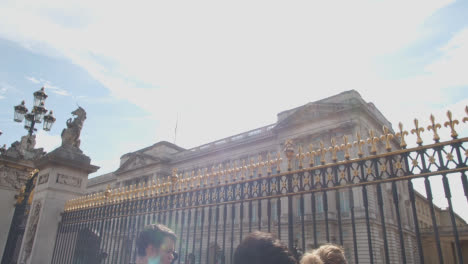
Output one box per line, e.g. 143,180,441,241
33,87,48,107
33,104,47,123
14,101,28,122
43,111,56,131
24,113,34,130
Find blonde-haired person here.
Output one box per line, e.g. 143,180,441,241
300,244,347,264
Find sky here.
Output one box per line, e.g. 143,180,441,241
1,1,468,217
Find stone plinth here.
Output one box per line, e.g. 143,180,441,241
18,146,98,264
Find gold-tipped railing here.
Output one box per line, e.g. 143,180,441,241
64,107,468,212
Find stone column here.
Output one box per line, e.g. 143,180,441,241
18,146,98,264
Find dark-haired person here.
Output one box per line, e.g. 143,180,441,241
233,231,297,264
136,224,177,264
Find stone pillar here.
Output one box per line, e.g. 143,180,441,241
18,146,98,264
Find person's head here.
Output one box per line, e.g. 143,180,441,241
233,231,297,264
300,253,323,264
302,244,347,264
136,224,177,264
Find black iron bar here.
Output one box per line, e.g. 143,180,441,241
392,181,407,264
206,194,213,264
407,180,424,264
462,172,468,204
300,193,305,252
349,187,358,264
198,206,206,264
230,203,235,264
267,198,271,233
111,204,124,264
214,203,220,264
388,154,407,264
184,207,192,264
362,185,374,264
442,174,464,264
334,166,343,246
277,196,281,240
376,183,390,264
248,199,253,233
52,221,65,263
104,207,115,264
424,176,444,263
287,170,294,250
222,197,227,264
191,207,198,262
374,156,390,264
323,191,329,242
257,198,262,231
311,191,317,248
206,205,213,263
177,209,185,264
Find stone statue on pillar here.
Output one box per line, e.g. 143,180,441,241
61,107,86,150
18,106,98,264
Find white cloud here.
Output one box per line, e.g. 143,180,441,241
26,76,40,84
35,129,60,152
25,75,71,96
0,0,464,149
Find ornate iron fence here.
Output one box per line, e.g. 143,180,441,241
52,109,468,264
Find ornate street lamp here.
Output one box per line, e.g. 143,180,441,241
13,87,56,137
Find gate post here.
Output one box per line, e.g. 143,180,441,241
17,145,98,264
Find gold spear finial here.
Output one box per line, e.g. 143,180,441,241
367,129,380,155
241,160,247,180
411,119,424,146
395,122,408,149
354,131,365,158
249,158,255,177
266,152,272,174
341,136,352,160
306,144,316,167
296,145,304,169
380,126,394,152
444,110,459,139
328,138,340,162
283,139,295,170
318,141,328,164
427,114,441,142
276,152,282,172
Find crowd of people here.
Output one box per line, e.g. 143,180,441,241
135,224,347,264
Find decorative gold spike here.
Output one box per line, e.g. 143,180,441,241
411,119,424,146
444,110,459,139
283,139,295,170
340,136,352,160
241,160,247,180
354,132,365,158
218,164,223,183
395,122,408,149
266,153,272,174
257,155,264,176
296,145,305,168
367,129,380,155
317,141,328,164
249,158,255,177
328,138,340,162
380,126,394,152
232,161,238,181
276,152,282,172
463,106,468,123
427,114,441,142
306,144,316,167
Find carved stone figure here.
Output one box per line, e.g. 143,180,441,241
61,107,87,149
2,135,45,160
